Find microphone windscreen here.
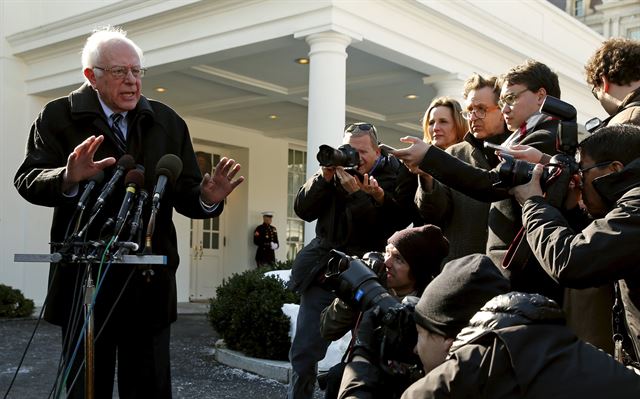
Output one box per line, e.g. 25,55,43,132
90,170,105,184
118,154,136,170
124,169,145,187
155,154,183,185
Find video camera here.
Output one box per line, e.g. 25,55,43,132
323,250,419,366
493,96,580,193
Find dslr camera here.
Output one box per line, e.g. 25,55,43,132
493,96,579,193
316,144,364,181
317,144,359,168
323,249,419,366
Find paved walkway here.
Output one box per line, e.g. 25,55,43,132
0,303,323,398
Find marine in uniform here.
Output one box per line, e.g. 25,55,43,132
253,211,279,267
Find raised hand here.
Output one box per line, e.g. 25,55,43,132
393,136,430,171
63,135,116,192
501,144,546,163
361,174,384,204
200,157,245,205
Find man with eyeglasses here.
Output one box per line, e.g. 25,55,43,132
288,122,409,399
415,73,509,265
394,60,564,305
511,124,640,370
14,27,244,398
586,38,640,128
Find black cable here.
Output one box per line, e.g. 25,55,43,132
2,261,61,399
63,265,136,396
2,304,46,399
50,264,88,398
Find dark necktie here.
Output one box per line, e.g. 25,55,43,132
110,113,126,150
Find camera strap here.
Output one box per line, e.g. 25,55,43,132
501,226,531,271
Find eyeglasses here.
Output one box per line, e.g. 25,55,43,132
498,88,530,109
94,65,146,79
460,104,500,120
345,123,378,140
591,86,599,100
579,161,612,175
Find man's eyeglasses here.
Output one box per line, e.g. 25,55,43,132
591,86,599,100
94,66,147,79
579,161,612,175
498,88,530,109
461,104,500,120
345,123,378,139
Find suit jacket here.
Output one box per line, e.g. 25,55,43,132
14,83,220,330
415,131,509,265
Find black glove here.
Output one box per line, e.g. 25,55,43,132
351,306,382,364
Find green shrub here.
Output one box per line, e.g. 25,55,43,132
208,268,299,360
0,284,35,318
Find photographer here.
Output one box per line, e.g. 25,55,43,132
288,122,409,399
402,291,640,398
394,60,564,304
318,225,449,399
512,124,640,368
338,254,511,399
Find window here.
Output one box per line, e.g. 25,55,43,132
628,28,640,40
574,0,584,17
287,148,307,260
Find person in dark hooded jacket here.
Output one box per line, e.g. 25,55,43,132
402,292,640,398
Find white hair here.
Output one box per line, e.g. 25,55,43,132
81,26,144,76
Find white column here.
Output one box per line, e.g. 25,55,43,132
302,31,351,245
423,73,465,104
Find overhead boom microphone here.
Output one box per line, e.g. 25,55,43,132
90,154,135,216
114,168,145,235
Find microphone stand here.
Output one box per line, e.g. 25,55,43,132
14,242,166,399
84,265,95,399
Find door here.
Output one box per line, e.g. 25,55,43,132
190,148,224,300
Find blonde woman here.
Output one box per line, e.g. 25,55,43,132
422,96,468,149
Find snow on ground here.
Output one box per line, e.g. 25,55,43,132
266,270,350,372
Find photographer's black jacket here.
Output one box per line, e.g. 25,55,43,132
522,157,640,364
399,292,640,398
417,113,563,303
289,154,406,293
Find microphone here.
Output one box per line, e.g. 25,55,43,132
113,168,145,235
143,154,183,254
128,189,148,243
152,154,183,209
90,154,135,217
77,171,105,210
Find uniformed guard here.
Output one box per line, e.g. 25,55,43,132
253,211,279,267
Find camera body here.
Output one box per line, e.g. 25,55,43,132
317,144,360,168
324,250,419,365
493,96,579,191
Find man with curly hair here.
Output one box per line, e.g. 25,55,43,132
585,38,640,126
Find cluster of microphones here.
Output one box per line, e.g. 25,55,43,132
61,153,184,261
